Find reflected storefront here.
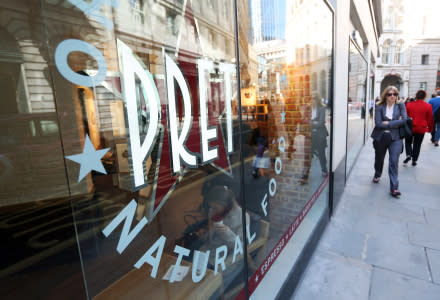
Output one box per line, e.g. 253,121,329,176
0,1,332,299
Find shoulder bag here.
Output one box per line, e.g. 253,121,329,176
398,103,412,139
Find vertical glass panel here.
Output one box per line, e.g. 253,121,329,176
346,40,368,175
237,0,332,297
367,68,375,137
0,1,86,299
41,0,242,299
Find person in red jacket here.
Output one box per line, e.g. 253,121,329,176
403,90,434,166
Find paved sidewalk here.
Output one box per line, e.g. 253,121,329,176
292,137,440,300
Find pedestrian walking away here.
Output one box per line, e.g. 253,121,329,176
428,90,440,146
371,86,407,197
404,90,433,166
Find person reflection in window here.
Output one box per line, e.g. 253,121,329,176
300,95,328,184
199,186,249,259
250,127,268,178
198,186,250,290
311,95,329,177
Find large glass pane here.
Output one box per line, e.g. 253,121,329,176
40,0,243,299
0,1,86,298
346,40,368,175
237,0,332,297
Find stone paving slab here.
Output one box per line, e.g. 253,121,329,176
332,208,409,244
339,193,381,217
425,208,440,227
427,248,440,284
398,193,440,210
376,200,425,224
364,235,430,281
340,185,380,199
318,223,367,260
408,222,440,250
292,250,372,300
370,267,440,300
414,167,440,185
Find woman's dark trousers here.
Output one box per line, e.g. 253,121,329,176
405,133,425,162
373,134,402,190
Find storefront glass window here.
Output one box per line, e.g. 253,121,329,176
346,40,368,176
0,1,86,298
237,0,332,297
1,0,333,299
2,0,246,299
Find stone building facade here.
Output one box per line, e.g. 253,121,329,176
375,0,440,98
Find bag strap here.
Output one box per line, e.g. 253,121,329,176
398,102,404,117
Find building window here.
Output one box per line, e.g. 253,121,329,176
420,82,427,90
396,6,404,29
130,0,144,24
382,39,392,64
396,15,404,29
305,44,310,64
436,59,440,89
166,10,179,36
422,54,429,65
394,40,404,64
312,72,317,91
313,44,319,59
384,6,393,29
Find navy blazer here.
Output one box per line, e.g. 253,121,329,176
371,102,407,141
312,106,329,136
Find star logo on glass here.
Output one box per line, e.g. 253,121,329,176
65,134,110,182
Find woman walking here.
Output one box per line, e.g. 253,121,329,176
403,90,433,166
371,86,407,197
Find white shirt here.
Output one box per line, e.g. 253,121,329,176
312,106,317,119
386,104,394,120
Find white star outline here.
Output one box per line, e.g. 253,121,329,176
65,134,110,182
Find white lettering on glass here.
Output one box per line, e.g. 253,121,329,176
214,245,228,275
278,136,286,152
66,0,120,30
118,39,160,188
218,63,235,153
192,250,210,283
275,157,282,174
269,178,277,196
102,199,148,254
246,224,256,245
134,235,166,278
198,59,218,163
165,54,197,174
170,245,190,283
261,193,268,216
232,235,243,263
55,39,107,87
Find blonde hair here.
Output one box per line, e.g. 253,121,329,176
377,86,402,105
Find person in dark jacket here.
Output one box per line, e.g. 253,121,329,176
403,90,433,166
370,86,407,197
311,95,329,177
428,90,440,146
